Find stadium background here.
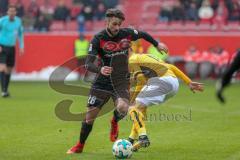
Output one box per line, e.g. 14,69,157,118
1,0,239,75
1,0,240,160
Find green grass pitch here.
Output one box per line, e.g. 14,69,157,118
0,81,240,160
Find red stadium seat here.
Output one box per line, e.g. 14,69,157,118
143,1,161,12
183,22,199,31
222,22,240,31
66,21,78,31
154,22,169,31
196,22,213,31
93,21,105,32
139,24,155,32
50,21,66,31
168,22,186,31
85,21,93,31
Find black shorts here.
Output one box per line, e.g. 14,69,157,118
0,45,16,67
87,82,130,108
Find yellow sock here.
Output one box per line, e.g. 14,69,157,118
129,107,147,136
129,123,138,140
140,107,147,121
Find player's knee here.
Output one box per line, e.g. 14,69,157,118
128,106,135,113
117,103,128,116
85,112,97,124
85,116,95,124
116,98,129,114
85,119,95,125
137,105,146,112
0,65,7,72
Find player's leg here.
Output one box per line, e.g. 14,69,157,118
0,46,8,97
221,52,240,86
2,46,15,97
131,76,179,150
110,97,129,142
110,52,130,141
110,82,130,142
128,104,148,144
67,106,101,154
67,88,111,154
129,103,147,137
129,103,149,151
3,67,13,97
216,51,240,103
128,106,148,148
115,98,129,120
128,123,138,144
0,64,7,94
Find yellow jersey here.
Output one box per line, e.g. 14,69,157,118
129,53,192,102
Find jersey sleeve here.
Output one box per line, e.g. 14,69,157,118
127,28,158,47
168,64,192,85
18,20,24,49
85,36,101,73
88,36,100,56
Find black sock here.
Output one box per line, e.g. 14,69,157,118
113,109,125,123
5,74,10,92
79,122,93,144
0,72,5,92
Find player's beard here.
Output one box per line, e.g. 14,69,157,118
107,28,119,37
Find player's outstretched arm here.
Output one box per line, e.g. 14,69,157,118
140,31,168,54
168,64,204,93
130,29,168,54
168,64,192,84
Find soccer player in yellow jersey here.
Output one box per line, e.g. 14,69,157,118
128,53,204,151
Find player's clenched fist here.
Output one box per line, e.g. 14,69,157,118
101,66,113,76
157,42,168,54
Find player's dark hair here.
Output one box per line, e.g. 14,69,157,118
8,4,17,10
105,8,125,21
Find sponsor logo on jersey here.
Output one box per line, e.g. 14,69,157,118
103,39,131,52
134,29,138,35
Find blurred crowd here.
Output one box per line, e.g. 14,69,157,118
184,45,239,79
0,0,118,32
1,0,239,32
159,0,240,24
129,38,238,80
